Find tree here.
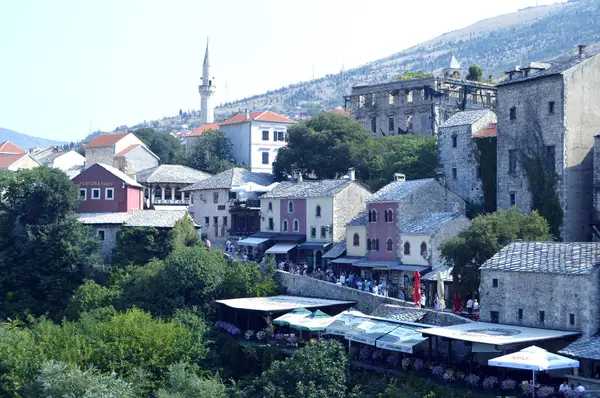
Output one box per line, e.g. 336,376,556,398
241,340,348,398
273,113,371,180
133,128,183,164
185,130,240,174
68,280,121,319
466,65,483,82
396,70,433,80
157,363,228,398
441,208,553,297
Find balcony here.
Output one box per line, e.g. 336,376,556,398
230,199,261,212
152,198,190,205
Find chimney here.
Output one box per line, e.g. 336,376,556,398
393,173,405,182
578,44,587,58
245,109,250,120
348,167,356,181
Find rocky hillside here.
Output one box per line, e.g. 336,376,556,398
216,0,600,118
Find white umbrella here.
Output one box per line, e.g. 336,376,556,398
488,346,579,397
437,272,446,310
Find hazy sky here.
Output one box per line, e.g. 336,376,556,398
0,0,564,141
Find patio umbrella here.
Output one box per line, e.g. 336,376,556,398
437,272,446,310
453,292,462,313
273,307,311,326
412,270,422,308
292,310,333,332
488,346,579,398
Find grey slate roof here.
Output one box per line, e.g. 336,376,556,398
323,240,347,259
347,210,367,227
400,212,460,234
32,149,64,165
559,336,600,361
260,179,351,199
182,168,274,191
367,179,433,203
440,110,493,128
479,242,600,275
371,305,427,323
78,212,131,225
498,49,600,86
95,163,143,188
137,165,212,184
124,210,192,228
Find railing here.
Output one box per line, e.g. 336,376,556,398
230,199,261,210
228,227,260,236
152,198,189,205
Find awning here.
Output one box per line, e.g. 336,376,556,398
215,295,356,312
238,237,270,246
354,260,398,269
330,257,364,265
376,327,427,354
297,241,332,250
265,242,298,254
273,308,311,326
272,234,305,243
325,310,367,336
323,241,346,259
385,264,430,273
345,320,399,346
472,342,501,353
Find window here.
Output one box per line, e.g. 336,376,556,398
509,107,517,120
371,93,376,106
545,145,555,172
204,217,209,226
358,95,365,108
79,188,87,200
217,205,226,211
268,202,273,211
262,152,269,165
404,242,410,255
508,150,517,174
293,219,299,232
386,238,393,252
223,216,228,227
97,230,105,241
268,218,274,230
282,220,288,232
490,311,499,324
385,209,393,223
477,167,482,180
288,201,293,213
316,205,321,217
320,227,326,238
452,135,457,148
105,188,114,200
367,239,372,251
353,233,360,246
229,191,237,200
277,131,284,141
370,117,376,133
311,227,316,239
569,313,575,326
91,188,101,200
213,216,218,227
539,311,545,323
518,308,523,321
372,239,379,251
388,117,394,132
420,242,427,256
407,90,413,103
492,278,498,288
213,192,219,203
509,192,516,207
388,93,395,105
368,209,377,223
273,131,277,141
262,130,269,140
548,101,555,115
452,168,457,180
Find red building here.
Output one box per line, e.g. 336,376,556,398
73,163,143,214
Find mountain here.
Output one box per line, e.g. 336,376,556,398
215,0,600,118
0,127,67,150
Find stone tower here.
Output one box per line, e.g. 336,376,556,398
199,38,216,124
443,55,461,79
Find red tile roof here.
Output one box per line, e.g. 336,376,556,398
85,132,131,147
114,144,140,157
0,141,27,154
0,153,28,168
187,123,220,137
219,110,296,125
328,106,351,116
474,123,497,138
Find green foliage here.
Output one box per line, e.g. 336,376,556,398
396,70,433,80
68,280,121,319
0,321,43,394
134,128,183,164
157,363,228,398
222,259,278,299
184,130,240,174
117,260,164,314
466,65,483,81
241,340,348,398
442,208,553,296
28,360,135,398
474,137,497,214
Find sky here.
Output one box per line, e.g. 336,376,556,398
0,0,565,142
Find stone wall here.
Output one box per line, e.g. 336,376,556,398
333,181,371,243
429,215,471,265
85,146,114,169
594,135,600,241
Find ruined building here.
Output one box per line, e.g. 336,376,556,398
496,45,600,242
344,56,497,137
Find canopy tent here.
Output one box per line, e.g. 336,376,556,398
488,346,579,397
291,310,334,332
325,310,367,335
345,320,398,345
273,307,311,326
265,242,298,254
375,326,427,354
237,237,270,246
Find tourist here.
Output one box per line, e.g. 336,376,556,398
473,299,480,313
576,383,585,394
336,278,342,286
205,239,211,249
339,273,346,285
466,297,474,314
357,279,363,291
559,381,570,392
225,239,231,252
434,294,440,311
348,273,355,286
242,252,248,262
420,294,426,308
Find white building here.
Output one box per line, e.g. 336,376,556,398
84,132,159,173
31,147,85,174
0,141,40,171
219,110,296,173
199,38,215,124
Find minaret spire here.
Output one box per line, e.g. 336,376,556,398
199,37,215,124
203,37,210,67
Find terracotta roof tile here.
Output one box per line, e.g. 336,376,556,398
0,153,28,168
474,123,497,138
114,144,140,157
0,141,28,154
219,110,296,125
328,106,351,116
85,133,130,147
187,123,220,137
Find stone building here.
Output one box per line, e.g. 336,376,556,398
344,58,496,137
85,132,159,173
438,109,497,205
496,46,600,242
591,134,600,240
479,241,600,338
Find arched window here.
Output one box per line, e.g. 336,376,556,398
385,209,393,223
369,209,377,223
375,239,380,251
293,219,299,232
420,242,428,255
367,239,372,251
268,202,273,211
283,220,288,232
165,185,173,200
386,238,393,252
404,241,411,255
353,233,360,246
153,186,162,200
174,186,182,201
288,201,294,213
316,205,321,217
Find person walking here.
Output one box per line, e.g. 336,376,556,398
205,239,212,249
434,294,440,311
420,294,426,308
466,297,474,314
473,299,480,313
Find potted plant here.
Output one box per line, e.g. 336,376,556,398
386,354,399,369
464,373,480,390
413,359,424,373
499,378,516,397
432,365,445,379
245,330,254,340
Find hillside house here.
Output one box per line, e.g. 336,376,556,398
84,133,159,173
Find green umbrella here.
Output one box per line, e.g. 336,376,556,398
273,307,311,326
292,310,333,332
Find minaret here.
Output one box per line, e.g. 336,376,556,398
199,38,216,124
